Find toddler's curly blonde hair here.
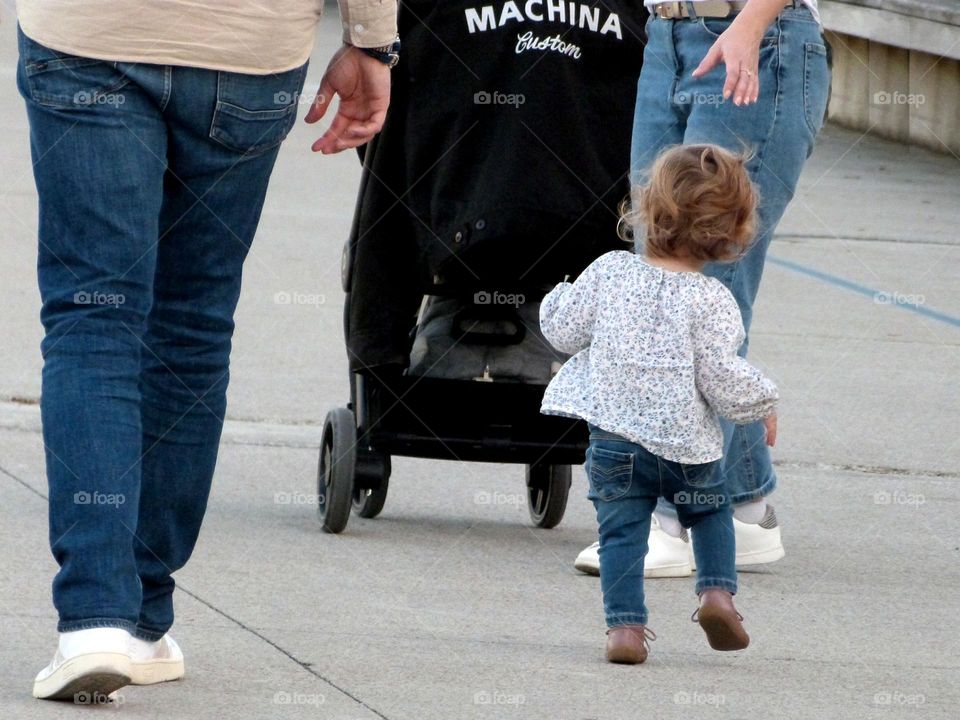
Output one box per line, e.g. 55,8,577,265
621,144,759,263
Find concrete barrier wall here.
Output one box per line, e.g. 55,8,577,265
822,0,960,154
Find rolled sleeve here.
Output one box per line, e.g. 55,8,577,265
338,0,398,48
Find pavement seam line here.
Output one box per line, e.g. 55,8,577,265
0,460,393,720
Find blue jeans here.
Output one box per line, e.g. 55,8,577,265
17,28,307,640
587,426,736,627
630,5,830,506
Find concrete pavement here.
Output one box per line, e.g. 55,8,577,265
1,6,958,719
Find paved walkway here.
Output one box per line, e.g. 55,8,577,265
1,9,958,720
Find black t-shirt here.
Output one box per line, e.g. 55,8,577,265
354,0,649,291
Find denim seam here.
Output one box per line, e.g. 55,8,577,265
695,577,738,594
58,617,138,634
159,65,173,112
133,625,167,642
607,614,649,627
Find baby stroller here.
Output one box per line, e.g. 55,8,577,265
316,1,649,533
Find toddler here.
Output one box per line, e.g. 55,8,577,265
540,144,779,664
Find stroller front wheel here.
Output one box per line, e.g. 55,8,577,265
317,407,357,533
526,463,571,529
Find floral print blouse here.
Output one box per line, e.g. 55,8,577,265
540,251,778,464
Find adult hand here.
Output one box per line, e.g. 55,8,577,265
691,23,762,106
764,412,778,447
690,0,785,107
305,44,391,154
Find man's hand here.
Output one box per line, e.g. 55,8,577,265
764,412,778,447
305,44,391,154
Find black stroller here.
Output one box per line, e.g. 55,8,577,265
316,1,649,533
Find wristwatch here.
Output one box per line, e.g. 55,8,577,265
360,39,401,68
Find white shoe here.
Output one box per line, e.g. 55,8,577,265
33,628,132,701
734,505,785,567
574,542,600,575
573,517,695,579
644,515,694,578
130,634,185,685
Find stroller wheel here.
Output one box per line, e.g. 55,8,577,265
526,463,572,529
317,407,356,533
352,451,391,519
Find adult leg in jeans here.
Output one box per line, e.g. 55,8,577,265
683,11,830,508
620,12,830,571
133,64,306,641
18,30,168,633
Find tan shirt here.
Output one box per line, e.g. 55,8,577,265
17,0,397,75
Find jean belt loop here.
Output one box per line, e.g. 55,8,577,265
684,1,699,20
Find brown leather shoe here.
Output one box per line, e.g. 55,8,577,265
605,625,656,664
693,589,750,651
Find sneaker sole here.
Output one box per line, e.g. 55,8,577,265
576,560,694,578
130,658,185,685
735,544,785,567
644,562,692,579
33,653,132,701
574,558,600,576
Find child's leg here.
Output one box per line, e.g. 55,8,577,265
664,459,749,650
585,429,660,629
687,506,737,597
594,492,659,628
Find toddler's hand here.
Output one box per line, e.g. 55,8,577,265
764,413,777,447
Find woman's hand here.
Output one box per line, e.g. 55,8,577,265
691,0,785,106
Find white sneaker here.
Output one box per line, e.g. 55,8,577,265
644,515,694,578
129,634,185,685
574,542,600,575
573,517,695,578
33,628,132,701
734,505,785,567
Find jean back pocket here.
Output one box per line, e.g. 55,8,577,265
18,27,129,110
586,446,635,502
210,63,308,156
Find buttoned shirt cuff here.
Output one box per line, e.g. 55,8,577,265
339,0,398,48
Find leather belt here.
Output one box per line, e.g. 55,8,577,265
653,0,792,20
